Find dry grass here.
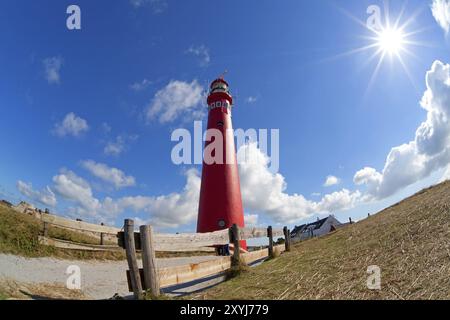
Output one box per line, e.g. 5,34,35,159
0,280,87,300
190,181,450,300
226,261,250,280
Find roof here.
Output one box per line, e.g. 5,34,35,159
210,78,229,88
291,217,330,236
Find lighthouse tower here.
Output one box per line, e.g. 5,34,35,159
197,77,246,250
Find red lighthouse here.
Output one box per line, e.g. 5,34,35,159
197,77,246,250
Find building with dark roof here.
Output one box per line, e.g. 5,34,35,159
291,215,343,242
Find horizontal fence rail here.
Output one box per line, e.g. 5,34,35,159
118,227,285,252
41,214,120,235
38,236,122,252
36,213,121,251
239,227,285,240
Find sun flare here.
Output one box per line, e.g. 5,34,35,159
334,3,427,92
376,27,405,54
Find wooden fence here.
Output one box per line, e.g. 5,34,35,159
38,213,122,251
37,236,122,252
118,219,292,299
37,213,214,253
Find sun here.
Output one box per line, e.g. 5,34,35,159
333,2,427,92
376,27,405,54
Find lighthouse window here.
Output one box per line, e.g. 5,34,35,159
216,101,221,107
213,83,227,91
218,219,226,228
217,121,224,127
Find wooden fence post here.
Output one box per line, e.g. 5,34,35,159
100,223,105,245
140,225,160,297
283,226,291,252
288,229,292,249
267,226,274,258
43,222,49,237
229,224,241,267
124,219,143,300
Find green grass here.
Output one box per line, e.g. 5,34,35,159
0,205,55,257
188,181,450,300
0,205,127,260
47,225,116,245
0,290,8,300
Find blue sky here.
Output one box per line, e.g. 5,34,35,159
1,0,450,232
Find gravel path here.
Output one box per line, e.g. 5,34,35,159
0,254,219,299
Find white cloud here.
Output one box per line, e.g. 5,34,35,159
431,0,450,33
130,79,152,91
323,175,340,187
81,160,136,189
129,0,167,13
186,45,210,67
43,56,63,84
354,167,382,186
237,143,361,224
115,169,201,228
129,0,144,7
101,122,112,134
51,170,118,224
112,169,200,228
354,60,450,199
49,168,200,227
317,188,361,213
16,181,57,207
132,217,150,230
244,214,258,227
53,113,89,137
246,96,258,104
104,134,138,156
146,80,204,123
52,170,99,213
440,164,450,182
104,138,124,156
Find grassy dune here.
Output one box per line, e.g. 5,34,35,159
0,205,127,260
190,181,450,300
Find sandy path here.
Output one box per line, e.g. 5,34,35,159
0,253,218,299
